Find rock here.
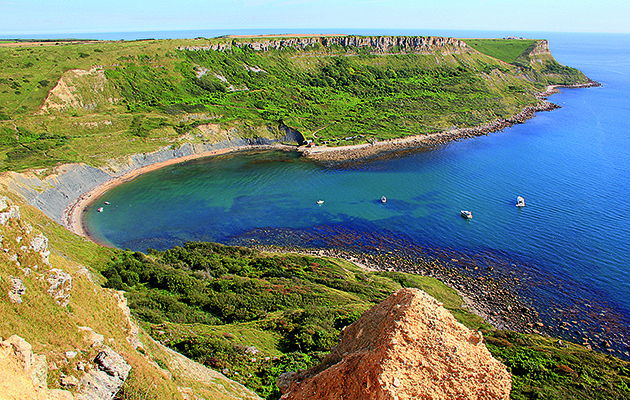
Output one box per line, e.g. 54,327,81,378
277,371,298,394
279,288,511,399
46,268,73,307
94,346,131,380
30,233,51,265
77,346,131,400
0,202,20,225
8,276,26,304
245,346,259,355
60,373,80,387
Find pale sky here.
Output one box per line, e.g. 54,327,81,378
1,0,628,36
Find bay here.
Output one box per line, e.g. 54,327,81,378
84,31,630,355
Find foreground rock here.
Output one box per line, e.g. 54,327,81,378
278,288,511,399
0,335,73,400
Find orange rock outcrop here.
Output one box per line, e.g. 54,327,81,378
279,288,511,400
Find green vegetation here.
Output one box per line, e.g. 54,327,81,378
484,330,630,399
100,242,630,400
100,242,486,398
1,37,614,399
0,36,591,172
464,39,537,64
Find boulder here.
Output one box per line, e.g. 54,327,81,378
77,346,132,400
279,288,511,399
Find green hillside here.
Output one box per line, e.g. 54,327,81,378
0,36,590,172
464,38,537,64
100,242,630,400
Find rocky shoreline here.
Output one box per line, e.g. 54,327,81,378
301,82,601,166
249,243,542,335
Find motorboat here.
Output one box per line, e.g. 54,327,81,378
516,196,526,207
460,210,472,219
97,207,104,213
381,196,387,203
316,200,324,205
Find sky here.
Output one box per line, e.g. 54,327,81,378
1,0,629,37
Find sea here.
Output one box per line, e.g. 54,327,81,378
73,29,630,356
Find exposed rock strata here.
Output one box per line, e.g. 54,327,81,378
279,288,511,400
4,132,303,229
178,35,472,55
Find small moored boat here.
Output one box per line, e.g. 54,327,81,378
316,200,324,205
516,196,526,207
460,210,472,219
381,196,387,203
97,207,104,213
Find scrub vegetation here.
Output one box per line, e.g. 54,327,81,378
101,242,630,400
101,242,486,398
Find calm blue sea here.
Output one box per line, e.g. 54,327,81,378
83,30,630,354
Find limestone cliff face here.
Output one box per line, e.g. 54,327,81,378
528,39,551,56
278,288,511,400
179,35,472,55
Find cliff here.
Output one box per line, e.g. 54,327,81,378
178,35,472,54
278,288,511,400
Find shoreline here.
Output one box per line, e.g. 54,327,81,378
300,82,600,165
64,143,295,239
56,79,629,358
66,82,599,241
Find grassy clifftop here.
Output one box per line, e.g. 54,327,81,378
0,36,592,172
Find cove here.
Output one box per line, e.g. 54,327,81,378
84,32,630,354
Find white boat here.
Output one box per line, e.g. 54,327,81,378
516,196,526,207
104,201,110,205
316,200,324,205
460,210,472,219
381,196,387,203
97,207,104,213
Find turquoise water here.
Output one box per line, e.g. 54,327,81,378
84,32,630,352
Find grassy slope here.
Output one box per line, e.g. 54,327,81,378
464,39,537,64
0,37,591,172
0,192,263,399
99,242,630,400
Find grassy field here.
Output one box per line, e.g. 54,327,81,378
463,39,537,64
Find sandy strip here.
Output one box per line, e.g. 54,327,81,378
65,144,292,239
